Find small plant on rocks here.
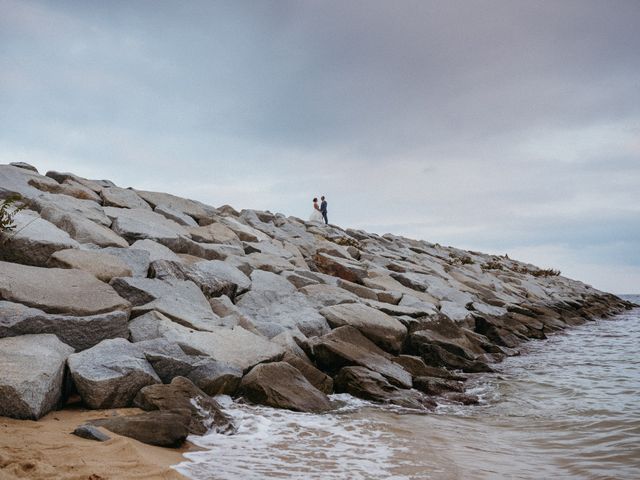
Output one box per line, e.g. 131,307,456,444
0,195,24,233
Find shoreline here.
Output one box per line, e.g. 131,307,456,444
0,406,194,480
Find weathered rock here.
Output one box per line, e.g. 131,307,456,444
0,301,129,351
240,362,332,413
0,334,74,419
134,338,198,383
9,162,38,173
149,259,236,299
219,216,269,242
105,207,189,248
333,367,431,409
111,277,221,331
187,360,243,396
187,222,242,246
282,352,333,394
320,303,407,353
130,238,183,262
336,279,380,300
231,252,296,274
392,355,466,381
45,171,115,193
68,338,161,409
100,246,151,277
48,249,132,281
0,210,80,266
442,392,480,405
129,311,285,372
32,192,111,226
236,271,330,338
90,411,190,447
39,208,129,247
314,252,369,284
0,164,60,200
134,376,236,435
155,204,198,227
58,179,103,202
100,186,151,210
72,424,111,442
299,283,360,307
309,326,412,388
413,376,464,395
0,262,130,315
134,189,215,223
180,240,245,261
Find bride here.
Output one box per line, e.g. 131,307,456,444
309,197,324,222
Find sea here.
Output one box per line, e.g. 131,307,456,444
175,295,640,480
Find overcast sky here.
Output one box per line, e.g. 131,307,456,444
1,0,639,293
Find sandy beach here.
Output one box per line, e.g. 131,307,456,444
0,407,190,480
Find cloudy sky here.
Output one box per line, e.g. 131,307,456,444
1,0,638,293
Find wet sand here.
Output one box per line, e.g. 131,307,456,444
0,407,191,480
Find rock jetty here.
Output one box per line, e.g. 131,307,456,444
0,162,634,447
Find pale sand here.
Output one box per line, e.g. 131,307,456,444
0,407,193,480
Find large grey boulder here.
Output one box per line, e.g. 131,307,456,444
187,222,242,246
320,303,408,353
314,252,368,284
130,239,182,262
129,311,284,372
299,283,360,308
90,411,189,447
48,249,133,282
333,366,430,409
0,164,60,200
149,260,238,299
0,301,129,351
133,189,215,223
134,376,236,435
31,192,111,226
134,338,199,383
68,338,161,409
100,187,151,210
0,334,74,419
186,360,243,396
236,271,330,338
0,262,130,315
0,210,80,266
39,207,129,248
111,277,221,331
240,362,331,413
282,352,334,394
309,326,412,388
192,260,252,295
45,170,115,193
104,207,189,248
219,216,270,242
154,204,198,227
100,247,151,277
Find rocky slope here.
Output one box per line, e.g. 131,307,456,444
0,162,634,446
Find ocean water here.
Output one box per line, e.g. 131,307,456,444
175,296,640,480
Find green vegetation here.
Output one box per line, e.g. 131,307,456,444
0,195,24,233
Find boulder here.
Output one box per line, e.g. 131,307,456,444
336,279,379,300
240,362,331,413
219,216,269,242
100,186,151,210
58,179,103,202
333,367,431,409
68,338,161,409
180,240,245,261
134,338,198,383
100,246,151,277
236,271,330,338
187,360,243,396
319,303,407,353
90,411,190,447
39,208,129,248
188,222,242,246
129,311,285,372
282,352,333,394
104,207,189,248
111,277,221,331
0,164,61,200
231,252,296,274
134,376,236,434
313,252,369,284
9,162,38,172
299,283,360,308
130,238,183,262
392,355,466,381
154,204,198,227
45,171,115,193
0,301,129,351
133,189,215,223
149,259,240,299
0,262,130,315
0,334,74,419
48,249,133,281
309,326,412,388
31,192,111,226
0,210,80,266
413,376,464,395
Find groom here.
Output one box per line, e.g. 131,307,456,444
320,196,328,225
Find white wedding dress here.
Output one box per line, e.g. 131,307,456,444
309,204,323,222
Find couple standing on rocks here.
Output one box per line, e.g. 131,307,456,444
310,196,328,224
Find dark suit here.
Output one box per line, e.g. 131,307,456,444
320,200,328,224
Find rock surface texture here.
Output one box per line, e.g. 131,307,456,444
0,163,634,426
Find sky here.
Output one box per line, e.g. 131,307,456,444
1,0,639,294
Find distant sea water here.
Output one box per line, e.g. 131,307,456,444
175,295,640,480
